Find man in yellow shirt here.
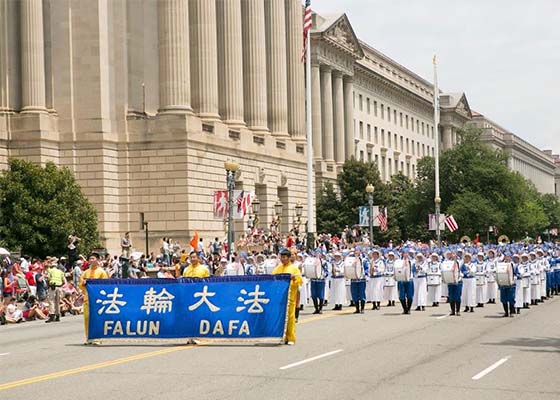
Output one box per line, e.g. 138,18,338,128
46,260,66,323
79,252,108,345
182,252,210,278
272,248,303,345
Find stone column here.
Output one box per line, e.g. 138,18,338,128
20,0,47,113
0,0,9,112
217,0,244,127
158,0,191,114
311,64,322,159
265,0,288,137
344,76,355,160
190,0,219,120
242,0,268,134
442,125,452,150
285,0,305,139
320,66,334,162
332,71,345,164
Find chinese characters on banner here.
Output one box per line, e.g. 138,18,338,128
86,275,291,342
213,190,254,220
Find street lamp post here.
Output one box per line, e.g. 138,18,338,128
274,199,283,236
366,184,375,245
435,197,442,247
251,196,260,230
224,160,240,261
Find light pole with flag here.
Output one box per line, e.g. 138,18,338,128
433,55,441,247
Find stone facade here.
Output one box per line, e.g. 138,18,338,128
0,2,555,254
472,112,556,194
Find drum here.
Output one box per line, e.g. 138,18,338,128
441,261,459,284
475,273,486,286
496,262,514,287
394,259,411,282
303,257,322,279
383,276,396,287
344,257,364,279
427,275,441,286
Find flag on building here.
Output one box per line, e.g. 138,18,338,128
213,190,228,218
445,215,459,232
301,0,312,62
377,207,388,231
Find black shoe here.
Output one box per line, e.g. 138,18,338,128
387,301,392,307
516,308,520,314
464,307,469,313
476,303,483,308
415,306,421,311
55,314,60,322
391,300,396,306
45,315,55,323
360,301,365,314
421,306,425,311
470,307,474,313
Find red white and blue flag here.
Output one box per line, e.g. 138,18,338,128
445,215,459,232
377,207,388,231
301,0,312,62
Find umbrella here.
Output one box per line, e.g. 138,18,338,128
0,248,10,256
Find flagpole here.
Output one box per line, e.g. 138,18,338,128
433,55,441,248
305,15,315,250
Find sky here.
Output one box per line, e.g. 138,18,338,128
313,0,560,153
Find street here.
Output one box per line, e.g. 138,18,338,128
1,297,559,400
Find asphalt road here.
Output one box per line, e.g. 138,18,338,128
1,297,559,400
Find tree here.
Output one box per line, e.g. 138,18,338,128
316,181,344,234
0,159,100,258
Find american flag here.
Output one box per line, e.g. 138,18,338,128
377,207,388,231
301,0,312,62
233,190,253,219
445,215,459,232
236,190,245,213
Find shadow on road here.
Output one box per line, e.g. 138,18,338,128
481,337,560,353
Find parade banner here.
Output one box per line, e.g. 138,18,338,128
359,205,379,227
86,275,291,342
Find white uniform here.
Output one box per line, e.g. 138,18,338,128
521,260,531,305
366,258,385,302
383,259,397,301
538,255,548,298
475,259,487,304
427,260,442,304
514,262,524,308
461,261,477,307
412,259,428,308
296,261,309,307
530,259,540,301
485,258,498,302
330,260,347,305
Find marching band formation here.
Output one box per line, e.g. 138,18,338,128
219,243,560,318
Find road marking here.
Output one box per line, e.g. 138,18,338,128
436,315,449,320
299,309,354,324
472,356,510,380
0,353,9,356
279,349,343,370
0,345,194,392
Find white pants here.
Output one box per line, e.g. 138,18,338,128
298,278,309,306
441,283,448,297
412,277,428,307
427,284,442,304
486,281,498,300
476,284,487,304
514,280,524,308
531,284,540,301
330,278,347,305
462,278,476,307
383,285,397,301
366,277,384,302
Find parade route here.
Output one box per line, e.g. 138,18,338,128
2,296,559,400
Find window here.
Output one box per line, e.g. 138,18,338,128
367,152,372,162
400,112,403,127
422,122,425,135
367,98,370,114
359,94,363,111
412,140,415,155
411,117,414,132
400,161,404,172
388,158,392,176
417,142,420,155
388,131,392,147
360,150,364,161
381,104,385,119
374,101,378,117
381,129,385,146
359,121,364,139
406,138,409,153
394,110,397,125
381,156,386,180
388,107,391,122
431,126,434,138
374,126,378,143
375,154,379,167
422,143,425,156
394,134,398,150
406,163,410,177
432,147,435,157
400,136,404,151
395,159,398,173
406,115,409,129
367,124,371,141
417,120,420,133
412,164,416,177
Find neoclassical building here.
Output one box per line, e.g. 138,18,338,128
0,1,554,253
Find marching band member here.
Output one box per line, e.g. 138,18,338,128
460,253,476,313
310,253,328,314
412,253,428,311
552,250,560,295
475,252,488,307
536,249,548,300
348,252,366,314
485,249,498,304
513,254,524,314
367,250,385,310
545,250,554,298
427,252,442,307
255,254,267,275
447,253,462,316
329,252,346,311
398,252,414,314
295,254,308,314
520,253,532,308
499,254,516,317
383,252,397,307
529,251,541,305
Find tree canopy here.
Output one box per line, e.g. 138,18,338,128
315,126,560,242
0,159,100,258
